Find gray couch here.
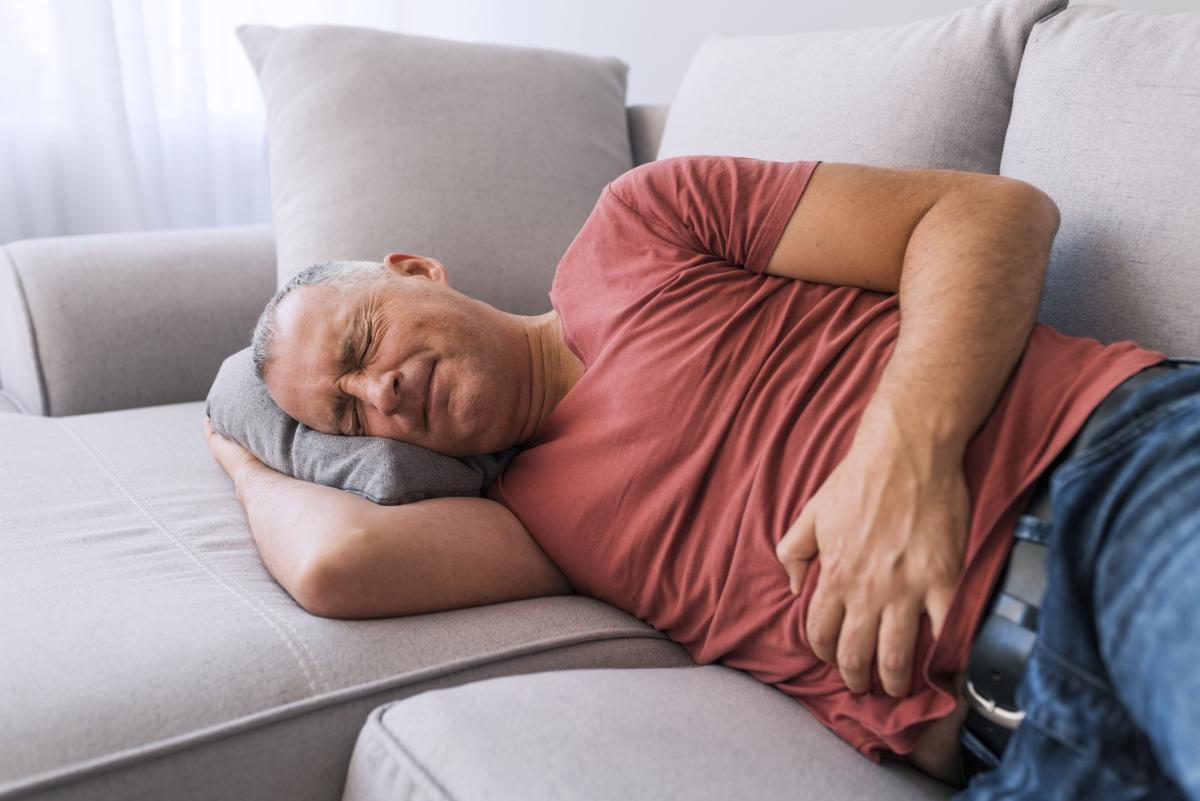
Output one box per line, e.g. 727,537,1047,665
2,2,1198,800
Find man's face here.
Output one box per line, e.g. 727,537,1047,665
264,255,531,457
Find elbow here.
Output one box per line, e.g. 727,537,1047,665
1022,183,1061,237
289,533,362,619
290,557,344,619
997,177,1062,240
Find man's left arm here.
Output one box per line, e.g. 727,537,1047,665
769,162,1061,698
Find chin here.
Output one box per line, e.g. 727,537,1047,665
442,426,502,458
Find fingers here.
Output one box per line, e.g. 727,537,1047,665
877,599,921,697
835,607,879,694
805,589,844,664
202,417,254,482
776,509,819,595
925,582,955,640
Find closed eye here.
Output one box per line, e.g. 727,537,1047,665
347,313,374,436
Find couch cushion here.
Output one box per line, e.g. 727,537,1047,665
627,104,670,166
342,665,953,801
999,5,1200,358
0,402,692,801
0,389,24,413
656,0,1063,174
239,25,633,314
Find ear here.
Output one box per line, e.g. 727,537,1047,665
382,252,449,285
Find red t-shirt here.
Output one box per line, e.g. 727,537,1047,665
487,155,1167,759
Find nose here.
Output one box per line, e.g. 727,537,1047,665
350,370,402,417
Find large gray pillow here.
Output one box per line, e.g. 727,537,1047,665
237,24,633,314
206,348,516,505
656,0,1066,174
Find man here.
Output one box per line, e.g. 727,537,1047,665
204,156,1200,799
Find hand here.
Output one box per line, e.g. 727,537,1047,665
203,417,261,486
775,436,970,698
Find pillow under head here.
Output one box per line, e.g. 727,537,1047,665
206,347,517,505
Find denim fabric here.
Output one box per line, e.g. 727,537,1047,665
957,357,1200,801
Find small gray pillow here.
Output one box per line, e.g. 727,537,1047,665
206,348,517,505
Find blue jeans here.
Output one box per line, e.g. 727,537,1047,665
956,357,1200,801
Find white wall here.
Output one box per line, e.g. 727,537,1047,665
393,0,1198,105
7,0,1192,240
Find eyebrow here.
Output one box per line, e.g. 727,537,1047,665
326,307,368,433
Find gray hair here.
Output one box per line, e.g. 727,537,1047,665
250,260,385,380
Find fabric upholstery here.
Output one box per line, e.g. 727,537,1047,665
999,5,1200,358
0,390,25,414
0,401,693,801
342,666,953,801
0,101,660,420
238,25,633,314
0,388,25,412
207,348,516,505
0,226,277,417
656,0,1064,174
627,103,670,166
0,244,47,415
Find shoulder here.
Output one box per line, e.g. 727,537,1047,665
607,155,730,206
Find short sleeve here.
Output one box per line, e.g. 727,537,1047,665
606,155,821,273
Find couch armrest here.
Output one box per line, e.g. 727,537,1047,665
0,225,276,416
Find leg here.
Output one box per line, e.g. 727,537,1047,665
957,366,1200,801
1091,391,1200,795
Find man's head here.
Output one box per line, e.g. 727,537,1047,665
251,253,536,457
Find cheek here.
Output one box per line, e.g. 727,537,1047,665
452,367,496,423
451,355,514,429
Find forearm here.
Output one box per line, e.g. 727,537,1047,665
232,460,374,600
229,458,573,619
856,182,1060,458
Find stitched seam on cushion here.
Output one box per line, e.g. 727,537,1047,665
997,2,1071,176
0,247,50,415
0,389,31,415
53,418,328,697
363,706,459,801
0,631,679,797
1034,2,1069,26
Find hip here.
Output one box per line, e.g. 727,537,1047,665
958,355,1200,780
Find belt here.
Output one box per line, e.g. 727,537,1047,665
959,357,1196,779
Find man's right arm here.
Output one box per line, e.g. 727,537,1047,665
206,421,574,618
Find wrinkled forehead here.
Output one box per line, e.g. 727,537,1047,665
276,284,362,362
264,285,362,425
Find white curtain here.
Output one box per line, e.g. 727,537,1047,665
0,0,404,244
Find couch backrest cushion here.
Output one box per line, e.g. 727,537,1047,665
657,0,1064,173
239,25,633,314
999,5,1200,357
627,104,670,166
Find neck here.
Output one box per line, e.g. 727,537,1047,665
517,311,582,444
